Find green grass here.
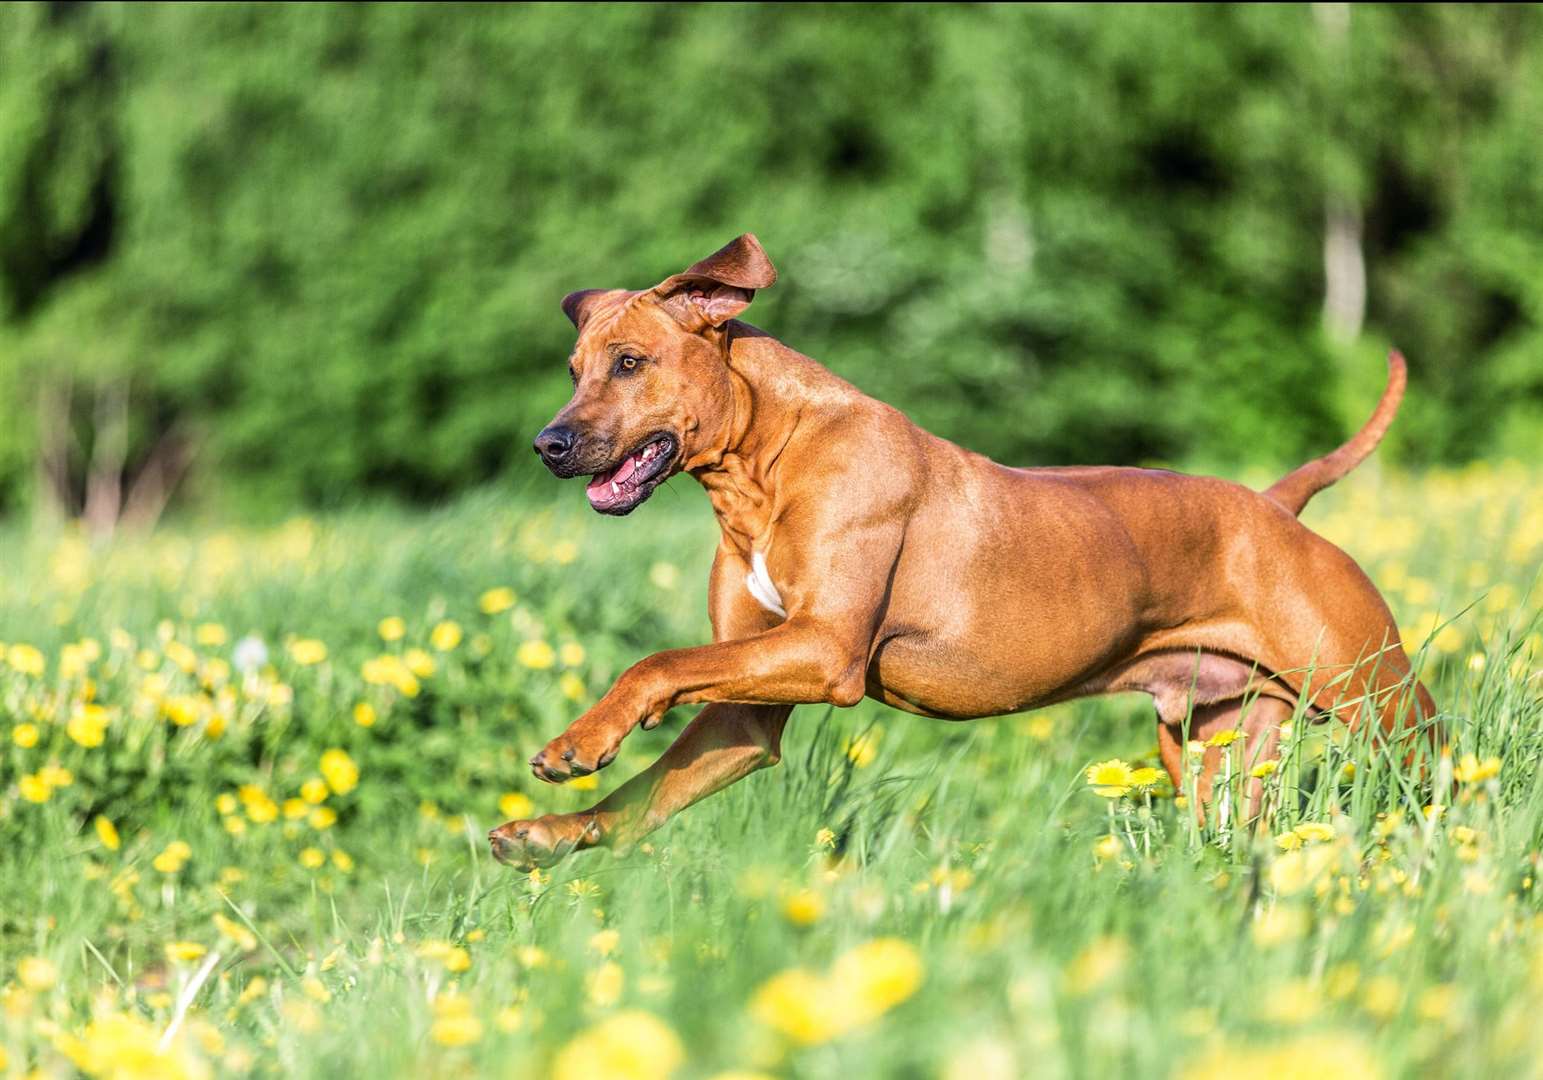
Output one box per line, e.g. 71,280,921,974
0,465,1540,1079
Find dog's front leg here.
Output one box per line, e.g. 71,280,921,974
491,701,790,869
527,617,869,782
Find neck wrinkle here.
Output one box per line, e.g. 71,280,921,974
690,339,797,553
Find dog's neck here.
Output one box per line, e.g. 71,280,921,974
687,324,836,555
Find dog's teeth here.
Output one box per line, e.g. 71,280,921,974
611,481,620,495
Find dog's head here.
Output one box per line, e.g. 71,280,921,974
533,234,776,515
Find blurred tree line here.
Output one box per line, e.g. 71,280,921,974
1,3,1539,524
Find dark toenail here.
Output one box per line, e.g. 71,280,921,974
514,829,528,839
561,749,575,761
529,755,543,767
598,750,617,768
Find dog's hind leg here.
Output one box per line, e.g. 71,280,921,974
1156,694,1294,822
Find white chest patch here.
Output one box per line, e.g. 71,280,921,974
745,551,787,618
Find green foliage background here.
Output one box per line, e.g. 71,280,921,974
1,3,1540,514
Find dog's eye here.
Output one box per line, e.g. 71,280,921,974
613,354,642,376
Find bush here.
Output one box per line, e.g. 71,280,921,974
1,5,1540,515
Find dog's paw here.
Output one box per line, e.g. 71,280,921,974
488,813,601,870
528,719,628,783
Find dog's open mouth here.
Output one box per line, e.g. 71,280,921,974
585,435,677,515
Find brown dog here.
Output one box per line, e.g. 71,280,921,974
489,234,1435,870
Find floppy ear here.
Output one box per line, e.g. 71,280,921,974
561,289,611,331
651,233,778,330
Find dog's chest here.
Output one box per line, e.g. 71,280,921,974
744,552,786,619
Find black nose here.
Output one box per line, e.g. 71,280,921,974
534,425,577,466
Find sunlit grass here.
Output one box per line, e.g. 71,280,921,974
0,465,1539,1078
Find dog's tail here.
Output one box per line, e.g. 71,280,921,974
1265,350,1407,517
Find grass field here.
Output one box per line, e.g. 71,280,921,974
0,462,1539,1079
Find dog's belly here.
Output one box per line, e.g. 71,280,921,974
863,619,1143,720
860,470,1151,718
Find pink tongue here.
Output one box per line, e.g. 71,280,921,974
586,451,641,502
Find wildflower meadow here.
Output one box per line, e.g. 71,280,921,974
0,462,1540,1079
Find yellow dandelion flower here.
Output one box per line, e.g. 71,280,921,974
237,977,268,1006
1181,1032,1380,1080
7,644,45,677
1085,759,1135,798
67,705,110,748
319,748,359,795
378,616,406,642
301,977,331,1003
1206,728,1243,748
13,722,40,748
1129,766,1162,787
165,641,198,673
517,640,556,670
215,792,238,815
1453,754,1500,784
18,956,58,991
244,794,279,825
331,849,355,873
498,792,534,820
163,695,205,727
299,848,326,870
164,942,207,964
552,1011,683,1080
844,730,881,768
352,702,377,728
430,993,484,1047
403,648,436,678
1269,845,1337,897
590,929,621,957
430,621,463,652
19,773,50,803
288,639,328,666
94,816,121,851
39,763,73,788
309,806,338,830
1018,714,1053,741
1293,822,1336,843
560,641,586,667
834,938,923,1018
1251,759,1279,779
300,778,329,805
195,623,227,647
479,587,517,615
415,940,471,972
751,968,836,1045
213,913,257,952
781,890,826,927
559,671,587,702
